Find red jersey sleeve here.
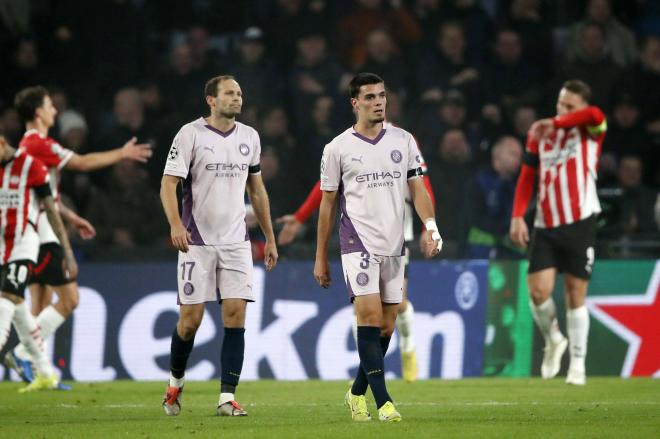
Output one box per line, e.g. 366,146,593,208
21,134,74,169
27,157,50,188
512,133,539,218
553,106,607,138
293,180,322,224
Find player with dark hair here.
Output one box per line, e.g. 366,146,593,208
161,75,278,416
510,79,607,386
315,73,442,422
277,139,435,383
0,133,76,392
4,85,152,386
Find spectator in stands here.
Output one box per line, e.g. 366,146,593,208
559,21,621,110
358,29,408,95
416,89,480,159
99,88,158,188
416,21,481,118
57,110,94,213
619,36,660,152
613,156,658,235
4,38,47,104
567,0,637,68
602,94,651,187
336,0,421,68
157,41,206,117
428,128,474,255
509,104,537,145
411,0,445,48
482,28,541,113
289,30,350,135
467,135,523,258
86,160,167,247
0,107,22,146
445,0,494,58
504,0,554,81
228,27,283,109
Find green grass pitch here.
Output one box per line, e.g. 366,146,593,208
1,378,659,438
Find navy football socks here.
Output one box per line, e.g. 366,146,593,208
170,327,195,379
220,327,245,393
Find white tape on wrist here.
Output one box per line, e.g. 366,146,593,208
425,219,443,251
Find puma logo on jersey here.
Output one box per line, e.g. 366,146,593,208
351,156,363,164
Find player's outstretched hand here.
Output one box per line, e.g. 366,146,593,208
121,137,152,163
62,249,79,280
276,214,302,246
530,119,555,141
314,257,331,288
421,229,442,258
509,217,529,248
171,223,192,252
264,240,278,271
72,215,96,240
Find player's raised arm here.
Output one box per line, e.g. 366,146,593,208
160,174,191,252
65,136,152,172
314,190,337,288
247,173,278,271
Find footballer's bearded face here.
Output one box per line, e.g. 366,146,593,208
353,83,387,124
211,79,243,119
556,89,587,116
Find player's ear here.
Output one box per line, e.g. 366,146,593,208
205,95,215,109
350,97,358,111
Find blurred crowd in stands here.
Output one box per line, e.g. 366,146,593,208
0,0,659,259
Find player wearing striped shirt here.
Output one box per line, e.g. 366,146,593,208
0,133,77,392
4,86,151,387
510,80,607,386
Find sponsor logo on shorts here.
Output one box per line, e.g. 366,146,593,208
455,271,479,310
183,282,195,296
356,272,369,286
239,143,250,156
390,149,402,163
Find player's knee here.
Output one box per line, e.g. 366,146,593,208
380,325,394,338
177,321,199,340
60,295,79,313
528,284,551,305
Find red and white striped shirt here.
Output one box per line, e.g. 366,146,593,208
19,129,74,201
513,106,607,229
0,150,50,263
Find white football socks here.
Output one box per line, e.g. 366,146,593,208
566,306,589,373
396,301,415,353
15,305,66,360
219,392,234,406
0,297,16,350
530,298,565,345
169,373,185,389
12,302,54,377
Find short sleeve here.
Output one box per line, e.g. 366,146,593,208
249,130,262,174
163,125,194,178
23,136,73,170
406,135,423,180
27,157,50,187
320,142,340,191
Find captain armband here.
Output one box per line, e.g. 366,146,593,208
248,164,261,174
523,152,539,168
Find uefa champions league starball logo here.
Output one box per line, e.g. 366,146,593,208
168,144,179,160
455,271,479,310
356,272,369,286
239,143,250,156
183,282,195,296
390,149,402,163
